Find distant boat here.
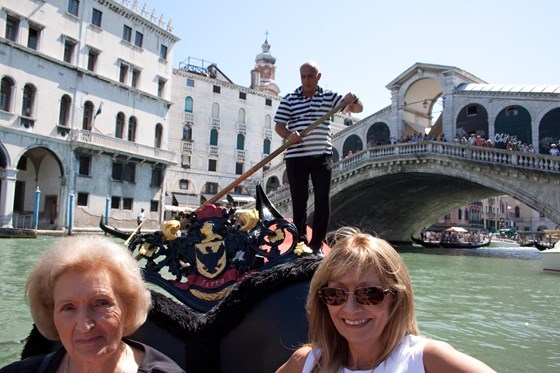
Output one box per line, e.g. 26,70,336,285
541,246,560,271
489,237,520,248
411,235,491,249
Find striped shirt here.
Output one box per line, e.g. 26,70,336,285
274,86,344,158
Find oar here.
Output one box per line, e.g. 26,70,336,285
124,219,145,246
202,99,351,207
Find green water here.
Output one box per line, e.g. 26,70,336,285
0,238,558,372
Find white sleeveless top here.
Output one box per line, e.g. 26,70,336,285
302,334,428,373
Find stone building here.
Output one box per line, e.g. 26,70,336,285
0,0,178,230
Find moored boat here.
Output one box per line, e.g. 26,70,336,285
541,246,560,272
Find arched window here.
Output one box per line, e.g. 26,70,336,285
238,108,246,123
184,96,193,112
115,112,125,138
264,114,272,129
237,134,245,150
1,77,15,112
82,101,94,130
263,138,271,154
210,128,219,146
128,116,137,142
211,102,220,118
183,124,192,140
154,123,163,148
59,95,71,126
22,84,36,117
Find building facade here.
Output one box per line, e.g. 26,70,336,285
0,0,178,230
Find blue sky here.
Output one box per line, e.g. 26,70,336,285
151,0,557,117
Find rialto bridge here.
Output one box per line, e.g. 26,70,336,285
261,142,560,243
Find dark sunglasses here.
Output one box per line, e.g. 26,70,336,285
318,286,393,306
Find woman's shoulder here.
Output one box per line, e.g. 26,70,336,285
275,345,314,373
423,340,496,373
126,339,185,373
0,348,65,373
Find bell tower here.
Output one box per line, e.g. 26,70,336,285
250,32,280,95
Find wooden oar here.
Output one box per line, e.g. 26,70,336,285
124,219,145,246
202,99,350,207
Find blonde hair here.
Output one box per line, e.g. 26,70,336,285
306,227,419,372
26,235,151,340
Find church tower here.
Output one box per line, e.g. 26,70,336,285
250,34,280,96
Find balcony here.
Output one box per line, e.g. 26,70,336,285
182,140,193,153
184,112,195,123
237,123,247,133
209,145,219,155
236,149,245,161
263,128,273,138
211,117,220,129
71,129,176,164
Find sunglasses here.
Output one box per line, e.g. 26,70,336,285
318,286,393,306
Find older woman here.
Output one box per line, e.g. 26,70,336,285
276,227,496,373
0,235,185,373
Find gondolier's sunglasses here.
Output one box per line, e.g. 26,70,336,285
318,286,394,306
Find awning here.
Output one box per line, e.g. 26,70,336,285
172,193,200,207
201,193,255,204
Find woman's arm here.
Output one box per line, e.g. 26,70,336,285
423,340,497,373
275,346,312,373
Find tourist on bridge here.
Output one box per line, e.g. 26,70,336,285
276,227,497,373
274,61,363,253
550,143,559,156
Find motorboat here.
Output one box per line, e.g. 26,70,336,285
541,243,560,272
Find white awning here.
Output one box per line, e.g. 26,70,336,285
172,193,200,207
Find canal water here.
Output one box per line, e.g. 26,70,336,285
0,237,558,372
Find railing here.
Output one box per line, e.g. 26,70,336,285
263,128,273,138
332,141,560,175
237,123,247,133
236,149,245,160
211,117,220,129
184,112,195,123
209,145,219,155
182,141,193,153
13,213,33,229
71,129,176,163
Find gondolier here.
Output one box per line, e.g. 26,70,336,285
274,61,363,253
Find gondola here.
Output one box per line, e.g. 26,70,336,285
21,186,322,373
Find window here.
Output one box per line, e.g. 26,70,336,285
82,101,94,130
466,105,477,116
186,79,194,87
206,182,218,194
265,98,272,106
179,179,189,190
1,77,15,112
208,159,217,172
111,196,120,209
115,112,125,138
122,25,132,42
122,198,133,210
506,107,518,117
63,38,76,63
213,85,221,94
235,162,243,175
184,96,193,112
27,25,40,50
150,200,159,212
239,92,246,100
151,166,163,187
263,138,271,154
128,116,137,142
21,84,36,118
238,108,246,124
59,95,71,126
182,124,192,140
160,44,168,60
91,9,102,27
5,15,20,42
112,160,136,182
134,31,143,48
236,134,245,150
131,68,140,88
68,0,80,16
210,129,219,146
77,192,88,206
78,155,91,176
157,78,166,97
154,123,163,148
181,154,191,168
119,63,129,83
87,48,99,72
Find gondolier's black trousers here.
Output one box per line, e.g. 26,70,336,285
286,154,332,251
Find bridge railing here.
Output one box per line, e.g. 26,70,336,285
332,141,560,174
